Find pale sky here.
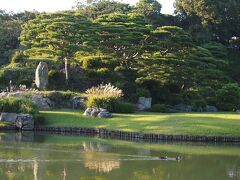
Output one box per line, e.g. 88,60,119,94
0,0,175,14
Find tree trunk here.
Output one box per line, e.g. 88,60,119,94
64,58,69,85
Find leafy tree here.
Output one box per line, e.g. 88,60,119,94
134,0,162,17
20,12,94,84
95,13,150,69
175,0,240,43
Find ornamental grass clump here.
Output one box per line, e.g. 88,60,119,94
85,83,123,99
85,83,123,112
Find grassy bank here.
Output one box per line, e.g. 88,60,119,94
40,110,240,137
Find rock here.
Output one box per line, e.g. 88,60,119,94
83,108,112,118
204,105,218,112
165,108,179,113
15,114,34,130
174,104,192,112
236,110,240,114
83,108,93,116
35,62,48,90
31,94,51,110
0,113,18,123
71,96,86,109
136,97,152,111
97,111,112,118
91,108,100,117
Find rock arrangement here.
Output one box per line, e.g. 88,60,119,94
0,112,34,130
35,62,48,90
0,91,86,110
136,97,152,111
83,108,112,118
166,104,218,113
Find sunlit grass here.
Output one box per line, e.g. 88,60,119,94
40,110,240,136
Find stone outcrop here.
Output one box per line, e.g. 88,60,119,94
136,97,152,111
0,113,34,130
174,104,192,112
71,96,86,109
0,91,86,110
83,108,112,118
236,110,240,114
35,62,48,90
15,114,34,130
0,113,18,123
204,105,218,112
31,94,51,110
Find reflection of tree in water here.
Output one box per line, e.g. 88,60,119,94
83,141,120,173
82,141,110,152
84,160,120,173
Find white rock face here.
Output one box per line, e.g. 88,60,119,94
136,97,152,111
35,62,48,90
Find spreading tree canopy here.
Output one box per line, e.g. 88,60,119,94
20,12,95,83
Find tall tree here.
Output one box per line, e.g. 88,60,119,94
20,12,94,84
175,0,240,44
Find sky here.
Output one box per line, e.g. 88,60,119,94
0,0,175,14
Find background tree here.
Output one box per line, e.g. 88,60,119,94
175,0,240,44
75,0,132,19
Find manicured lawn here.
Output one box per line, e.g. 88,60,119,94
40,109,240,136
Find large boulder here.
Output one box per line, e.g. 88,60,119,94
0,113,18,123
236,110,240,114
35,62,48,90
15,114,34,130
204,105,218,112
174,104,192,112
71,96,86,109
30,94,51,110
83,108,112,118
136,97,152,111
0,113,34,130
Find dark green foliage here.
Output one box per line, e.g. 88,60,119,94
0,67,34,87
0,97,38,115
216,84,240,111
150,104,170,113
114,102,135,113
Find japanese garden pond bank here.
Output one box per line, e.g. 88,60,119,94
0,131,239,179
1,125,240,143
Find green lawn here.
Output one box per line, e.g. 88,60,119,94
40,109,240,137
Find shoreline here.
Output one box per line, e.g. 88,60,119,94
1,125,240,143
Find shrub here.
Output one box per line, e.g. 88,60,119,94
114,102,135,113
216,83,240,111
0,97,39,115
85,83,124,112
87,96,118,112
150,104,170,113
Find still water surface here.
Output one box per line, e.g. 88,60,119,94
0,132,239,180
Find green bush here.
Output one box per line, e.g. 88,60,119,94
216,83,240,111
114,102,135,113
87,96,118,112
0,97,39,115
150,104,170,113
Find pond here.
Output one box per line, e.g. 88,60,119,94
0,132,239,180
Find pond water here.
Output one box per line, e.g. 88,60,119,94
0,132,239,180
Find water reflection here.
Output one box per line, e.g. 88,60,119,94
0,132,239,180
